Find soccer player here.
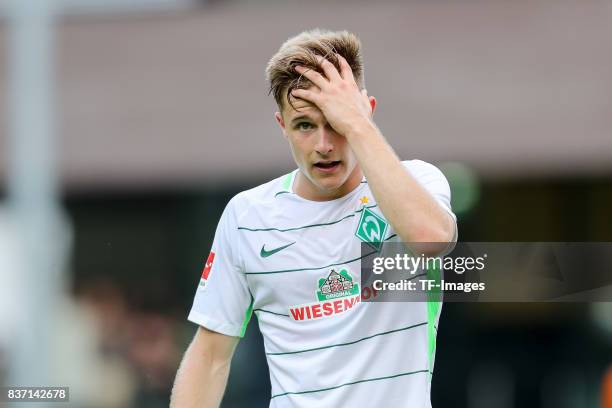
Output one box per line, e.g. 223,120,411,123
170,29,457,407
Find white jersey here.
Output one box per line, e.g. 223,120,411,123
188,160,456,408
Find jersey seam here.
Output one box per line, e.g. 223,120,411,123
234,196,255,335
233,196,250,274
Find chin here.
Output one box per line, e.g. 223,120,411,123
314,175,346,192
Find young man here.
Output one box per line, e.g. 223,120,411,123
171,29,457,407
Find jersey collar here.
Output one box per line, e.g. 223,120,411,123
275,169,298,197
274,169,367,198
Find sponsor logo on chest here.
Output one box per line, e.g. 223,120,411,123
289,266,361,321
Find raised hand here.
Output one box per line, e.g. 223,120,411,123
291,54,374,139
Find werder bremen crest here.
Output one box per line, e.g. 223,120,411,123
355,206,389,251
317,268,360,301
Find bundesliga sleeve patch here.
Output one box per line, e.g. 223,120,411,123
199,251,216,289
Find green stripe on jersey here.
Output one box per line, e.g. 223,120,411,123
244,233,397,275
239,299,254,337
271,369,429,399
426,262,442,377
266,322,427,356
239,213,355,233
245,249,378,275
238,205,378,233
254,308,289,317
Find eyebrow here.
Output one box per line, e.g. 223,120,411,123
290,114,313,125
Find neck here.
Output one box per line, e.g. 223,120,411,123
294,166,363,201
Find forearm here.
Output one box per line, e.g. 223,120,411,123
170,330,234,408
346,121,454,245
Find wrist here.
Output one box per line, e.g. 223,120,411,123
344,118,378,141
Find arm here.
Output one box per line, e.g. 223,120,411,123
292,56,456,251
170,326,239,408
342,122,455,247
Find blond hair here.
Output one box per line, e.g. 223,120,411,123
265,29,365,109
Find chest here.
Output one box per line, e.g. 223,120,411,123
239,196,393,310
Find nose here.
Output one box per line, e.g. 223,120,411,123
314,125,335,156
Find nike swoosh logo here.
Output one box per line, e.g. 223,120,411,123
260,242,296,258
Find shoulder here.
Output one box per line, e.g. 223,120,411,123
400,159,449,185
224,171,294,220
401,159,443,176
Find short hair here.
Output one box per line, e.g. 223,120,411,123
265,29,365,110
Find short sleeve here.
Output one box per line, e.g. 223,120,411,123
187,197,253,337
402,160,458,242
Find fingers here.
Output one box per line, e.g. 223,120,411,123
295,54,345,87
292,54,358,109
291,87,320,105
315,55,342,82
336,54,354,81
295,65,328,90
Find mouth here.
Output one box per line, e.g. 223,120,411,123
313,160,341,173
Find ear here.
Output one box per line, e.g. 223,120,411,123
369,96,377,116
275,111,288,137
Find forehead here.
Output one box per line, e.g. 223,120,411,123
280,92,323,121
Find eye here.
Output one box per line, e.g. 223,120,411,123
295,122,314,131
